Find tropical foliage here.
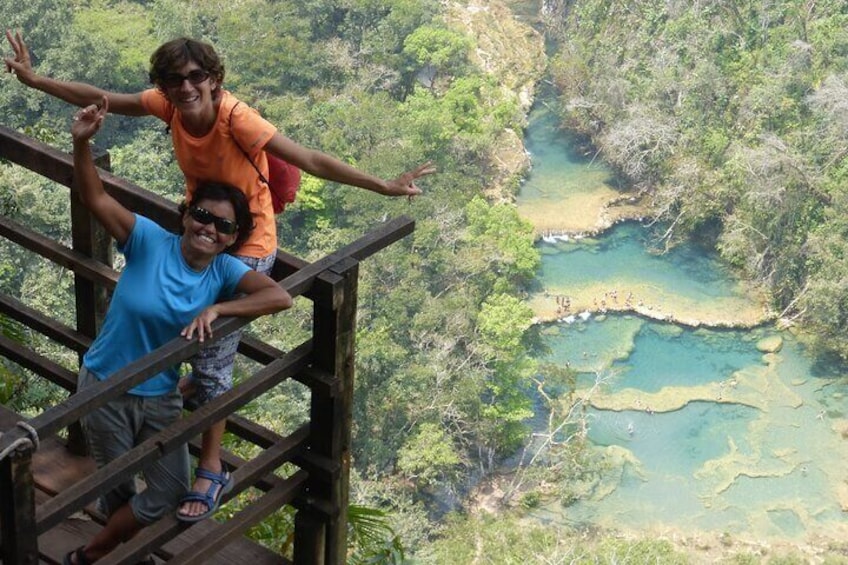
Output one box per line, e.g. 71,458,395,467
6,0,844,560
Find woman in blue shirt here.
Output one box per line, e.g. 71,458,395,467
64,98,292,565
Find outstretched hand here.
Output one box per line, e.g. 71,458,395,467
4,30,35,84
382,161,436,197
71,97,108,142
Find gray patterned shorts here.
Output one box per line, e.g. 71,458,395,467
187,253,275,405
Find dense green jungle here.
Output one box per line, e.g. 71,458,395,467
2,0,848,563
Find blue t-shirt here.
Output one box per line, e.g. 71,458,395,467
82,215,251,396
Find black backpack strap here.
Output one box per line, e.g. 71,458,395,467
164,102,175,134
228,102,270,185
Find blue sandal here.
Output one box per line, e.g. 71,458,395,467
176,466,233,523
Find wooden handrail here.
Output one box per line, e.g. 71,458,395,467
0,292,93,354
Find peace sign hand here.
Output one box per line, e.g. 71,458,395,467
4,30,35,85
382,161,437,197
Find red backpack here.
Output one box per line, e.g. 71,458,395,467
228,102,301,213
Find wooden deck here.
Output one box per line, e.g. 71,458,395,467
0,404,288,565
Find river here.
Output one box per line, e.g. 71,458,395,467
517,97,848,543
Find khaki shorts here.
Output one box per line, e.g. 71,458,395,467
79,367,189,524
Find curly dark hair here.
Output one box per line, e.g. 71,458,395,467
148,37,225,98
178,182,254,253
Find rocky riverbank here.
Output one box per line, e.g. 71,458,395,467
527,279,773,329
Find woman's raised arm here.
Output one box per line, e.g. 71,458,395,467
71,98,136,245
5,30,147,116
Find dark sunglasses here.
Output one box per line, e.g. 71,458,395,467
188,206,238,235
159,69,210,88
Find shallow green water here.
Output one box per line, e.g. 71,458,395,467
519,103,848,541
537,224,747,303
544,316,766,393
517,104,612,203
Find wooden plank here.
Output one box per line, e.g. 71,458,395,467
70,150,114,341
37,505,105,565
307,257,359,564
0,215,119,289
277,217,412,300
0,403,21,427
165,523,288,565
31,438,96,497
220,416,338,495
190,424,311,495
0,333,78,392
36,491,282,565
237,339,339,396
0,125,77,187
0,445,38,564
0,405,97,562
97,437,309,565
0,292,92,354
3,334,208,451
0,124,180,232
294,509,325,565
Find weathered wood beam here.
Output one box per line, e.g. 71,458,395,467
307,257,359,565
0,292,92,354
0,446,38,564
0,333,77,391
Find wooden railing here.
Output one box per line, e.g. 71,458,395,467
0,124,414,564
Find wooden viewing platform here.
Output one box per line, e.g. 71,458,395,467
0,124,414,564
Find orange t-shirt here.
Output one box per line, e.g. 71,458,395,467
140,89,278,258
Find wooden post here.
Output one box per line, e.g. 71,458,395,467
67,147,112,455
309,257,358,565
0,445,38,564
293,508,326,565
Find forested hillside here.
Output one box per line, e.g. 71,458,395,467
9,0,848,561
545,0,848,357
0,0,547,558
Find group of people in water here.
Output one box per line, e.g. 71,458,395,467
592,289,637,312
546,287,645,321
5,30,434,565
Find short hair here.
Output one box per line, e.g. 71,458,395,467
148,38,225,96
178,182,254,253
